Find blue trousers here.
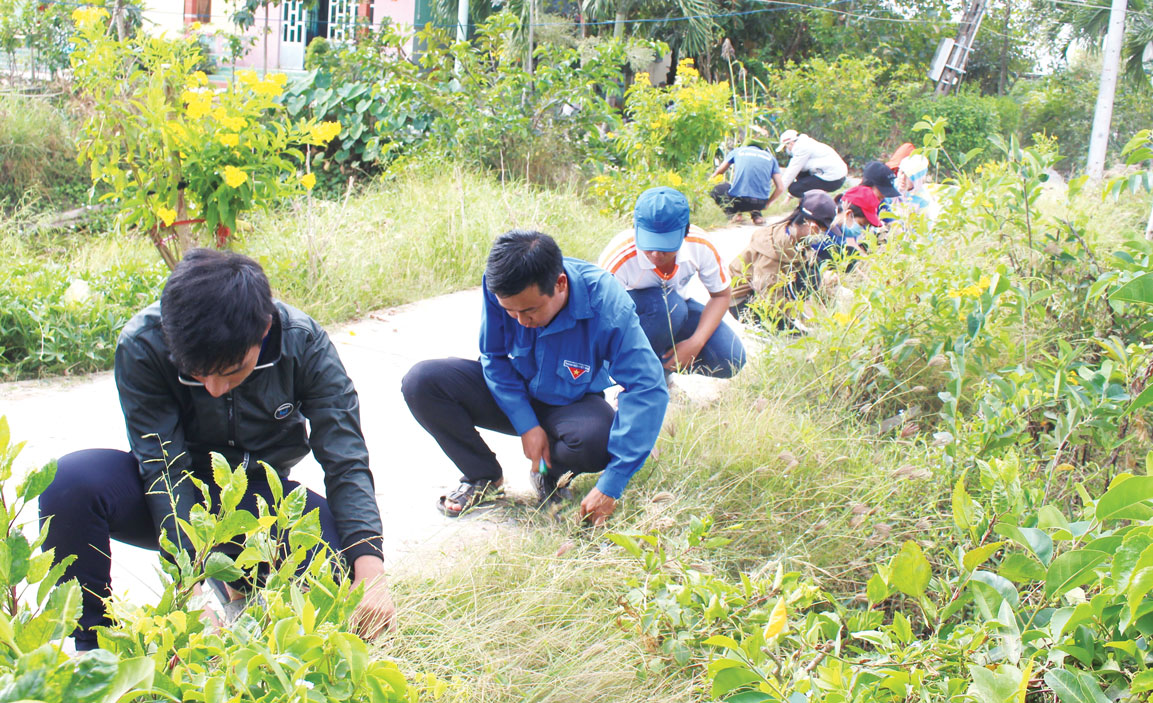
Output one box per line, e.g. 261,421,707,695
39,449,340,650
628,287,746,378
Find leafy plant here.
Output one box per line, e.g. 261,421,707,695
69,9,338,268
0,415,440,701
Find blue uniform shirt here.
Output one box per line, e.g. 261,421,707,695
725,146,781,200
479,258,669,499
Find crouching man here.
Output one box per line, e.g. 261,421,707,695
600,187,746,379
402,230,668,524
39,249,396,651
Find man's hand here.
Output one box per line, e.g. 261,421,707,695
662,338,705,372
578,487,617,526
521,425,551,473
351,555,397,640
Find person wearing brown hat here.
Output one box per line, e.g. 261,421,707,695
728,190,836,327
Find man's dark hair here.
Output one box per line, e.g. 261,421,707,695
161,248,275,376
485,230,564,298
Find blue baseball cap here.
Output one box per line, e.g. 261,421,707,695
634,186,690,252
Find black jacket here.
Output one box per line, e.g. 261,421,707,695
114,300,382,563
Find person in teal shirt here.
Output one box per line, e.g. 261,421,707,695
402,230,668,525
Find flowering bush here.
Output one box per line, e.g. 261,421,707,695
590,59,748,215
69,8,335,268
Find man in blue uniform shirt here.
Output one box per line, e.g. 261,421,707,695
710,143,785,225
402,230,669,525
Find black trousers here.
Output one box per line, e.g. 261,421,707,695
401,358,615,483
38,449,340,650
787,172,846,198
711,182,769,217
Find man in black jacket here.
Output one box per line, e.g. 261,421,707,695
39,249,395,650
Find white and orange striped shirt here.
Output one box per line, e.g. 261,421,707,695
598,225,729,296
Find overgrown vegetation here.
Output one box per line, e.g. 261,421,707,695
0,416,438,701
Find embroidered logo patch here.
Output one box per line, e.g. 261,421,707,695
563,360,591,380
273,402,294,420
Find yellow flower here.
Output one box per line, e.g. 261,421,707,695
270,72,288,86
166,121,188,141
188,71,208,87
222,165,247,188
237,70,259,86
308,121,342,145
183,90,212,120
252,79,283,97
71,6,110,28
218,133,239,147
191,21,202,31
832,312,852,326
221,115,246,131
156,206,177,227
301,172,317,190
666,171,683,187
634,71,650,86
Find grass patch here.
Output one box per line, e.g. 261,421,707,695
242,165,628,323
0,94,90,213
0,166,626,379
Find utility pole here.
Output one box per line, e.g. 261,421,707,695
933,0,988,96
1086,0,1128,180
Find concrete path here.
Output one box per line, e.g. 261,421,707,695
0,225,756,608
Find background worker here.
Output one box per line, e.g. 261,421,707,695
777,129,848,198
600,187,746,379
710,142,785,225
729,190,837,327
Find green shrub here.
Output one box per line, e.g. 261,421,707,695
0,422,439,701
766,55,916,165
1015,62,1151,172
0,249,167,380
0,94,89,212
903,92,1002,164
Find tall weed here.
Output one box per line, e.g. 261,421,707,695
0,94,88,212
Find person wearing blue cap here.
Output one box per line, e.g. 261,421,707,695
600,187,746,379
401,230,668,525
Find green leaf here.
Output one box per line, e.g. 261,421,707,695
964,541,1006,572
711,667,762,698
994,523,1053,565
890,541,931,599
724,693,776,703
1131,669,1153,693
968,664,1022,703
999,554,1046,583
1043,669,1111,703
1110,272,1153,305
1044,549,1109,599
866,573,891,605
203,553,244,583
71,649,119,701
1096,475,1153,521
97,656,154,703
16,460,56,503
606,533,642,557
702,635,742,650
953,479,977,532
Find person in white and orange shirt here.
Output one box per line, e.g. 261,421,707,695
599,187,746,379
